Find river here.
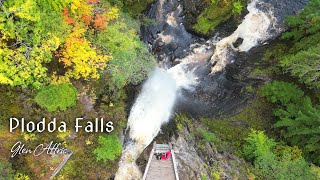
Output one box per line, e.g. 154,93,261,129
115,0,309,179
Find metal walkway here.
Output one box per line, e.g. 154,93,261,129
142,143,179,180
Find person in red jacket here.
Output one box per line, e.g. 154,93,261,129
161,151,171,160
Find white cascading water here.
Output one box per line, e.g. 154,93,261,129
115,0,277,179
211,0,277,73
115,64,198,179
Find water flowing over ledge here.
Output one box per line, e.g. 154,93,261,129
115,0,309,178
210,0,278,73
115,65,198,179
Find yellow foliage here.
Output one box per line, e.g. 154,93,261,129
57,130,71,140
0,45,50,88
9,0,40,21
14,173,30,180
23,133,37,141
85,139,93,145
0,73,13,85
311,165,320,179
51,72,71,85
107,7,120,20
42,35,62,52
60,26,110,80
67,0,93,22
1,0,120,88
57,175,68,180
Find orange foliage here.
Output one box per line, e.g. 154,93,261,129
87,0,99,3
81,14,92,25
54,0,118,81
94,14,107,30
62,0,115,31
59,26,110,80
63,7,75,25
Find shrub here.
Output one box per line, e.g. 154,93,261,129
280,45,320,89
243,130,277,161
93,134,122,162
0,161,14,179
196,128,216,143
261,81,320,164
175,113,191,132
35,84,77,112
14,173,30,180
243,130,317,179
260,81,304,105
232,1,243,14
282,0,320,42
193,0,234,34
122,0,155,17
93,19,155,87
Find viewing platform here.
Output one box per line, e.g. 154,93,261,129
142,143,179,180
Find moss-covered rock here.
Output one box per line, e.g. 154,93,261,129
171,114,250,179
182,0,247,36
122,0,155,17
194,0,234,34
201,97,275,152
181,0,210,32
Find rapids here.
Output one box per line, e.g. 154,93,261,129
115,0,309,179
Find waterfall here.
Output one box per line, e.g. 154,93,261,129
211,0,278,73
115,0,279,179
115,65,197,179
127,66,197,146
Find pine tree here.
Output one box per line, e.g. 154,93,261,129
262,81,320,164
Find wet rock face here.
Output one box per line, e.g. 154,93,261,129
180,0,209,33
137,0,312,179
260,0,310,20
140,0,251,118
138,0,311,119
174,0,311,118
233,38,244,48
251,0,311,39
176,71,249,118
141,0,195,67
180,0,311,37
171,125,248,180
172,135,208,179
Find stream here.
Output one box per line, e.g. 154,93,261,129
115,0,309,179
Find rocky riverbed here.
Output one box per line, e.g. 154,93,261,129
120,0,311,179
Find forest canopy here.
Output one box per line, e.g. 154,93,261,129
0,1,155,178
0,0,155,89
1,0,320,179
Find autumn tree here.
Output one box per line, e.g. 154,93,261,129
53,0,119,83
0,0,68,88
59,26,110,80
0,0,121,87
